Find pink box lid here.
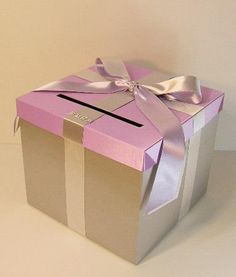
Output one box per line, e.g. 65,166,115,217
16,63,224,171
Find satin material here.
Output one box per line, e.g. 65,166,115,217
34,58,202,214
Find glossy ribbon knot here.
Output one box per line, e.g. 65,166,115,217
124,80,139,93
34,57,202,214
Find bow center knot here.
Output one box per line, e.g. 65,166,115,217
128,81,136,92
115,79,140,94
126,80,139,93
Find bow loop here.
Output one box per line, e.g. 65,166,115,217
96,57,131,81
142,75,202,104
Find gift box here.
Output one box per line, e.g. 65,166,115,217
16,58,224,263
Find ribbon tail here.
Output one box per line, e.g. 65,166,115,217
34,80,127,94
134,87,186,214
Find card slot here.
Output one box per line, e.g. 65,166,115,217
57,94,143,127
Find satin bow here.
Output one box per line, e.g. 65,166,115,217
35,57,202,214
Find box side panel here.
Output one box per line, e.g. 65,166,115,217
84,149,142,263
21,120,67,225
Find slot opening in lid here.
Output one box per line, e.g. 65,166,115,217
57,94,143,127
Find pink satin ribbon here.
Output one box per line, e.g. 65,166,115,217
34,57,202,214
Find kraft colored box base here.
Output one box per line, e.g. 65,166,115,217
20,115,219,264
